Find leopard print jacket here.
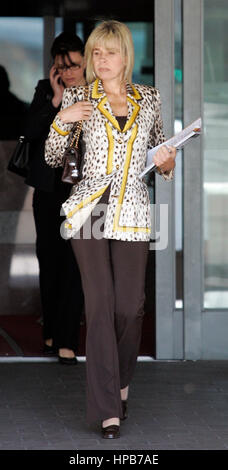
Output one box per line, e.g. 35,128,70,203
45,79,173,241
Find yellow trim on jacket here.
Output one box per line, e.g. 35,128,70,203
52,121,70,136
66,186,109,219
105,122,114,175
91,78,142,102
113,124,150,234
97,96,140,134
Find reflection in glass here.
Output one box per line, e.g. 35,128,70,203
126,22,153,85
10,253,39,283
55,17,63,37
0,17,43,140
0,65,28,140
204,0,228,308
0,17,43,103
75,22,84,41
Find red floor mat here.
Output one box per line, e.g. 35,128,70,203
0,315,86,357
0,313,154,357
0,333,17,356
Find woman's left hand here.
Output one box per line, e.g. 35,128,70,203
153,145,176,173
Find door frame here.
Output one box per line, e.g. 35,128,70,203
155,0,228,359
154,0,204,359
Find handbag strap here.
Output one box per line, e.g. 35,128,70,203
69,85,89,149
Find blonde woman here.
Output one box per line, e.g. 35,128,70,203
45,20,176,439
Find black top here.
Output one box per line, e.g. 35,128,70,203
24,79,68,195
115,115,127,131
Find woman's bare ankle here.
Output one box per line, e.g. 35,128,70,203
120,385,129,401
102,417,120,428
58,348,75,358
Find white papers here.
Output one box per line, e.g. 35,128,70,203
139,117,202,179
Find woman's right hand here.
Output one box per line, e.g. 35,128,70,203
49,65,64,108
58,101,93,123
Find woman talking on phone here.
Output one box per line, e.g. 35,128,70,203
25,32,85,364
45,21,176,438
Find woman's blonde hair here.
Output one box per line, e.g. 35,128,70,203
85,20,134,84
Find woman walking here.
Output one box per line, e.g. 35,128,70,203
45,20,176,438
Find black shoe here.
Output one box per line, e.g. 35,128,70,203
58,355,78,365
43,344,57,355
121,400,128,420
101,424,120,439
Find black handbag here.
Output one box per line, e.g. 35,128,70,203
7,135,30,178
61,85,89,185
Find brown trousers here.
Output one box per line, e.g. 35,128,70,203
71,190,149,424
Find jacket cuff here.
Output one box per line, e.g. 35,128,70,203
162,168,174,181
156,167,174,181
52,115,73,135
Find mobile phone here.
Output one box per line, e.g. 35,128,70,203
52,66,65,87
53,67,59,77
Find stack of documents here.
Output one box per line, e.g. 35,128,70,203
139,117,202,179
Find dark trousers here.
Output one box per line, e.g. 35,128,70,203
71,194,149,423
33,188,84,352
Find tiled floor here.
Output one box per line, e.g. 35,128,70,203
0,359,228,450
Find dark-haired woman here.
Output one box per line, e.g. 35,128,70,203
25,33,86,364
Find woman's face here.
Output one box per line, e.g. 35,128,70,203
92,40,126,82
54,51,85,88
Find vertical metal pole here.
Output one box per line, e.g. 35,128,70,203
154,0,176,358
183,0,203,358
